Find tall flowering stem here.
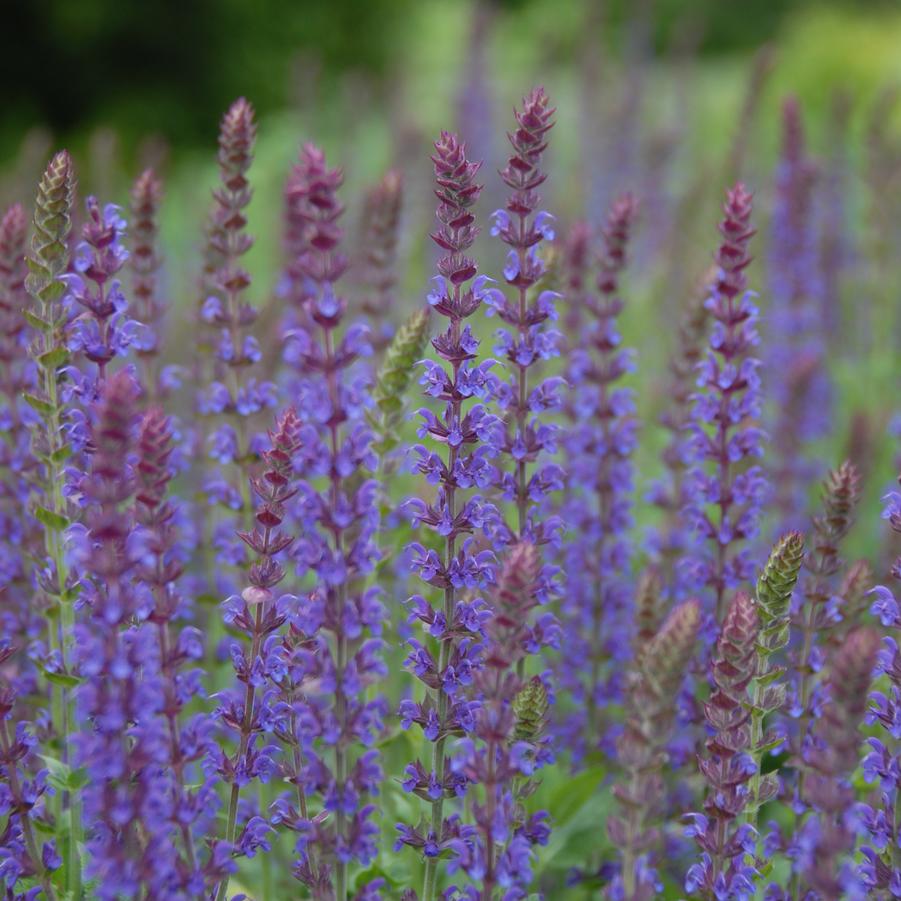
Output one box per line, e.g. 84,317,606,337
213,408,301,901
856,475,901,893
64,196,133,399
130,168,166,400
560,194,637,762
767,99,830,529
791,462,860,801
23,151,77,854
797,628,879,898
449,542,556,896
486,87,563,557
0,203,39,647
197,99,275,574
610,599,700,900
648,289,707,597
685,590,758,899
745,532,804,838
69,371,164,898
397,132,498,901
281,145,386,899
134,408,214,891
684,184,767,621
0,647,59,901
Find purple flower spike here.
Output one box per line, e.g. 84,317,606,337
454,542,555,896
71,371,172,899
485,88,562,558
212,407,301,901
559,194,638,765
277,144,387,898
65,195,134,402
686,590,759,899
397,131,497,901
683,184,767,621
767,99,832,529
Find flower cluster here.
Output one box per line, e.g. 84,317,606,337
610,599,701,900
450,542,556,897
279,144,387,898
0,203,38,650
0,644,59,901
69,371,168,898
647,288,708,599
745,531,804,828
683,183,767,621
559,193,638,762
5,78,901,901
64,196,135,402
858,475,901,893
789,462,861,795
795,628,880,898
129,168,171,400
767,99,832,529
211,408,301,900
197,98,276,575
685,590,759,899
396,131,499,899
485,86,563,559
134,407,215,895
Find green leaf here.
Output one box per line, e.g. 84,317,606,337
23,310,51,332
43,670,81,689
39,755,72,792
50,444,72,465
38,346,69,369
34,505,69,531
23,393,54,415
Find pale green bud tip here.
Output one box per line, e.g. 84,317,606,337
27,150,76,301
373,306,430,411
756,530,804,625
643,598,700,688
513,675,549,743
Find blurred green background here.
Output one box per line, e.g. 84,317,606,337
3,0,900,562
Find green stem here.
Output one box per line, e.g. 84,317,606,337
422,312,461,901
217,603,266,901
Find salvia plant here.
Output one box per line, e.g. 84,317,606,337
1,72,900,901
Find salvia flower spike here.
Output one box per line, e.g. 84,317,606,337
23,150,78,857
0,203,38,653
745,532,804,837
0,645,59,901
611,599,701,900
213,407,301,901
485,86,564,555
790,462,861,808
559,193,638,763
450,540,556,895
279,144,386,899
795,628,879,898
767,98,831,531
129,168,167,400
397,131,500,901
683,183,767,621
64,194,133,399
197,98,276,580
858,473,901,894
69,371,164,898
685,590,759,899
